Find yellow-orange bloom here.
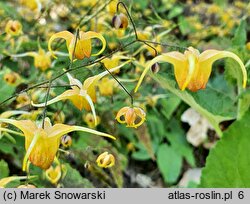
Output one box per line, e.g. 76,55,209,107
0,117,115,170
83,113,100,128
116,106,146,128
4,72,21,85
32,61,130,125
11,47,51,71
5,20,22,36
96,152,115,168
48,30,106,60
134,47,247,92
45,165,65,184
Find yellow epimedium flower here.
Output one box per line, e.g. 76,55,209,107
83,113,100,128
48,30,106,60
0,110,30,139
19,0,42,12
5,20,22,36
0,117,115,170
116,106,146,128
45,164,65,184
135,47,247,92
4,72,21,85
11,47,52,71
32,61,130,125
96,152,115,168
61,135,72,148
101,52,131,74
98,77,116,96
107,0,118,15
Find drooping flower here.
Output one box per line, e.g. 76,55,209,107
5,20,22,36
11,47,52,71
4,72,21,85
116,106,146,128
97,77,116,96
96,152,115,168
48,30,106,60
134,47,247,92
112,13,128,30
45,164,66,184
83,113,100,129
0,117,115,170
32,61,130,125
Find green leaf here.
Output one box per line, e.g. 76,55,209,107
159,95,181,119
200,111,250,187
0,160,9,178
157,144,182,184
232,20,247,47
62,164,93,188
152,74,232,137
167,6,183,19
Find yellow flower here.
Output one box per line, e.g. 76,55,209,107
107,0,118,15
116,106,146,128
98,77,116,96
19,0,42,11
12,47,51,71
45,165,65,184
135,47,247,92
5,20,22,36
101,52,131,74
4,72,21,85
96,152,115,168
48,30,106,60
32,61,129,125
83,113,100,128
0,117,115,170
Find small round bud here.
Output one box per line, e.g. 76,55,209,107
61,135,72,148
151,63,160,74
112,13,128,29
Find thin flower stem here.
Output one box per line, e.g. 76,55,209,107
117,1,138,40
41,80,52,128
102,63,134,105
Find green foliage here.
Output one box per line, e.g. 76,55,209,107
200,111,250,187
157,144,182,184
232,20,247,47
0,160,9,178
62,164,94,188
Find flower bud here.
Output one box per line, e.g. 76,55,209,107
151,63,160,74
96,152,115,168
112,13,128,29
61,135,72,148
4,72,20,85
5,20,22,36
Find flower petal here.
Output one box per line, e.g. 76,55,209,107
48,31,74,58
199,50,247,88
48,124,116,140
66,72,82,91
0,118,36,138
81,31,106,56
134,52,186,92
31,89,78,107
